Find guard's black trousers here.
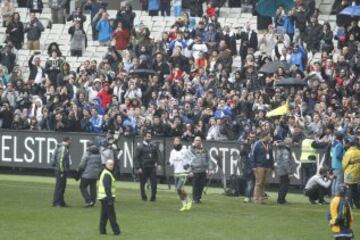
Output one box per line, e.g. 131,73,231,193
139,167,157,200
192,172,206,202
53,171,67,206
278,175,290,203
99,199,121,235
80,178,97,204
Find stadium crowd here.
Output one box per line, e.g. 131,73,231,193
0,0,358,147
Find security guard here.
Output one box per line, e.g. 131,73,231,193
52,136,72,207
343,136,360,208
135,131,159,201
98,159,121,235
300,133,327,185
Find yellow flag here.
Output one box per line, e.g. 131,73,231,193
266,101,288,118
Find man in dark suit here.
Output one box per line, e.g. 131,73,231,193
237,23,258,65
135,131,160,201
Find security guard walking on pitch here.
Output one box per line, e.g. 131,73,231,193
52,136,72,207
98,159,121,235
135,131,159,201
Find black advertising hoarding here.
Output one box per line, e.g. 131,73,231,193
0,130,97,169
0,130,327,186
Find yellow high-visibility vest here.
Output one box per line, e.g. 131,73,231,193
300,139,317,162
97,168,116,200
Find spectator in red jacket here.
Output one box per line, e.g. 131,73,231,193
97,82,112,109
205,3,218,17
112,22,130,51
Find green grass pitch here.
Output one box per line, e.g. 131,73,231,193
0,174,358,240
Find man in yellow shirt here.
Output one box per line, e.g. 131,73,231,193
343,136,360,209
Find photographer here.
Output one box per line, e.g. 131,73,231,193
68,20,87,57
304,167,334,204
0,44,16,73
45,50,63,85
0,102,13,128
67,7,86,28
24,13,44,50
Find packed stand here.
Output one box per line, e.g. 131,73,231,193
0,0,358,147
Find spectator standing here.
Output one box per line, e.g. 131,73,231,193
67,7,86,29
49,0,66,24
96,12,112,46
159,0,171,16
27,0,43,14
148,0,160,16
24,13,44,50
78,141,102,207
2,0,14,27
28,51,45,84
6,12,24,50
304,15,323,54
112,22,130,51
69,20,87,57
84,0,104,41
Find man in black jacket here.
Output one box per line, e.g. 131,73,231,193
52,136,72,207
135,131,159,201
304,15,323,54
237,23,258,66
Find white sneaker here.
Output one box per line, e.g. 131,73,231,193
243,197,250,203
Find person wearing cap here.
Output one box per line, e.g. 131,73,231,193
52,136,72,207
98,159,121,235
328,185,354,240
331,131,345,196
78,140,102,207
343,136,360,208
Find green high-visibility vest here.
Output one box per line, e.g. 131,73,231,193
300,138,317,162
97,168,116,200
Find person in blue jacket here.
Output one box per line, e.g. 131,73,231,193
96,12,112,46
283,9,295,43
148,0,159,16
331,131,345,196
251,131,274,204
290,44,306,72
